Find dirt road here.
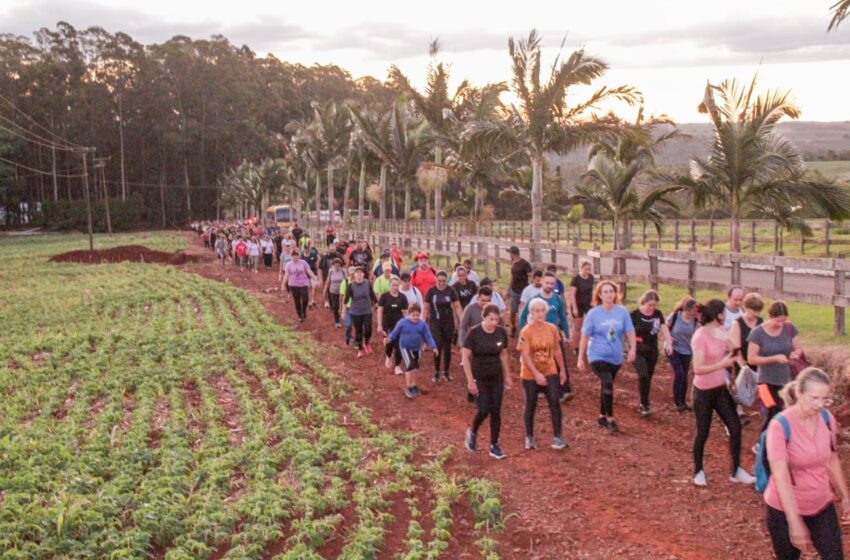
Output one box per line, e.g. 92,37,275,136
180,234,849,560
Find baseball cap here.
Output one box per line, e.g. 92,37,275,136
416,252,429,260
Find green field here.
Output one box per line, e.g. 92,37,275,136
0,233,504,559
807,160,850,182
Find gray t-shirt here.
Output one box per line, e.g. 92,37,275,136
345,281,375,315
667,311,697,355
748,323,798,386
327,269,347,295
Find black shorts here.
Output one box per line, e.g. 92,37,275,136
399,348,421,372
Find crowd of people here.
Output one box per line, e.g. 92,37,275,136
193,220,850,560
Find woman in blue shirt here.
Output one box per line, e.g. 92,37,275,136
577,280,636,434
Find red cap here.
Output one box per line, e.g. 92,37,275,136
417,252,429,260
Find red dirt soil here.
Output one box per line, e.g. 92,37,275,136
49,244,197,265
177,233,850,560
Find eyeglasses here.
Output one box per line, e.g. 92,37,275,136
805,394,834,406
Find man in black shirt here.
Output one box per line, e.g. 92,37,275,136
507,246,532,337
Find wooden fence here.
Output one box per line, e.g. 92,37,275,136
316,225,848,337
360,218,850,256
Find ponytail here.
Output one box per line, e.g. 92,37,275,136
779,367,832,407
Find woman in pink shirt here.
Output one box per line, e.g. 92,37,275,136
765,367,850,560
690,299,755,487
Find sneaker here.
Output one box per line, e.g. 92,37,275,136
606,420,620,434
551,437,567,450
729,467,756,485
693,470,708,487
639,404,651,417
357,350,365,359
433,373,441,384
335,322,341,329
465,429,477,452
675,403,692,413
412,386,420,397
394,366,404,375
467,392,475,403
384,356,393,369
364,344,373,354
597,416,610,429
489,444,507,460
560,391,574,403
751,443,760,455
443,371,452,382
524,436,537,450
405,387,415,399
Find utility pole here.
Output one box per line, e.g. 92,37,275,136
80,148,95,251
94,157,112,235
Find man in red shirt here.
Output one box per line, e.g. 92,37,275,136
411,253,437,296
390,243,404,268
235,237,249,271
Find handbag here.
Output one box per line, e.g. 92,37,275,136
732,366,758,407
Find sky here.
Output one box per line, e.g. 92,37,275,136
2,0,850,122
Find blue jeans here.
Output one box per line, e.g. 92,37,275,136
668,351,692,407
344,310,353,343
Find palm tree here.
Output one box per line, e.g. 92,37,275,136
389,39,468,233
670,77,850,252
829,0,850,29
310,100,352,225
578,107,684,249
349,100,431,222
464,30,640,260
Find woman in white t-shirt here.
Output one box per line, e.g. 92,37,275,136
247,236,261,273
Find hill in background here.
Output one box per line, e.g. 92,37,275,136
548,121,850,183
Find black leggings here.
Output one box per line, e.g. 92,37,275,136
472,381,504,446
329,292,341,324
263,253,273,268
430,321,454,372
559,338,572,393
351,313,372,349
767,504,844,560
522,377,562,439
591,361,621,417
290,286,309,320
760,383,785,433
384,333,401,365
633,351,658,408
692,385,741,476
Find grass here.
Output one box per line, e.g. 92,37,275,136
806,160,850,181
0,232,506,559
449,255,845,348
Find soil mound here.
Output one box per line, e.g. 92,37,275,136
49,245,197,265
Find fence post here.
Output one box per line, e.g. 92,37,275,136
835,268,846,336
600,222,606,245
774,259,784,293
483,241,490,278
690,219,697,251
709,219,715,250
495,244,501,278
592,243,601,276
687,256,697,297
750,221,757,252
731,257,741,286
800,233,806,255
825,220,831,257
649,244,659,292
572,238,580,272
642,222,647,246
550,247,557,266
674,218,680,250
556,221,561,244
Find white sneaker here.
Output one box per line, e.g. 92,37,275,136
385,356,393,369
729,467,756,485
751,443,760,456
693,470,707,487
394,366,404,375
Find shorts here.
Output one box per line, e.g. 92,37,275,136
574,303,591,318
399,348,421,372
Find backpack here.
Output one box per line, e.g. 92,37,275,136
755,408,832,493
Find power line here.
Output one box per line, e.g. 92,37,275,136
0,155,86,178
104,179,222,191
0,90,84,150
0,116,80,152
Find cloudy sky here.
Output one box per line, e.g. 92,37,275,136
3,0,850,122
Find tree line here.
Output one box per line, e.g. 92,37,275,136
2,12,849,255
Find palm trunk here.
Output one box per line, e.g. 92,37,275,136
357,160,366,232
404,181,411,220
315,170,321,228
379,164,387,228
342,158,352,225
730,214,741,253
327,164,334,225
184,158,192,221
118,94,127,201
425,193,431,224
435,146,443,234
474,181,482,218
531,153,544,262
